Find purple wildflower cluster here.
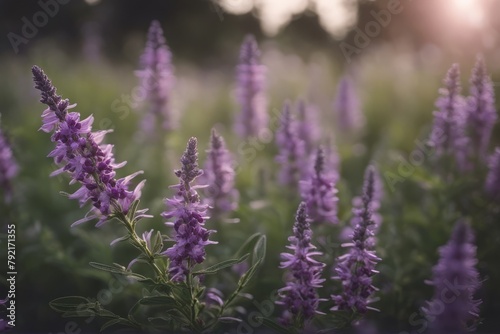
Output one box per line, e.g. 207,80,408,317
162,137,217,282
203,129,239,216
136,20,175,133
0,126,18,203
277,202,325,327
423,221,481,334
333,75,365,132
299,147,339,224
235,35,268,138
428,63,467,169
485,148,500,200
32,66,146,227
429,58,498,172
332,165,381,314
276,102,306,187
466,56,497,161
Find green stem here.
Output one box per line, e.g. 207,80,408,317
115,211,166,282
185,261,201,332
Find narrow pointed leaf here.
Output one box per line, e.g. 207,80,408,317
193,253,249,275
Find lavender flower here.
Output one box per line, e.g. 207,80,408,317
234,34,268,138
422,221,481,334
485,147,500,201
276,102,305,187
466,56,497,161
277,202,325,327
333,75,364,132
0,125,18,203
332,165,381,314
296,100,321,154
136,20,175,133
428,64,467,169
299,147,339,224
203,129,238,216
32,66,147,227
162,137,217,282
341,166,383,244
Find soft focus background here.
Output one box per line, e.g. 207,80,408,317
1,0,500,332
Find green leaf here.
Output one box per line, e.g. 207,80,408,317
139,295,177,307
100,318,124,331
252,235,266,265
152,230,164,254
192,253,249,275
89,262,128,275
49,296,91,313
238,259,262,289
260,317,289,334
235,233,262,258
126,199,141,221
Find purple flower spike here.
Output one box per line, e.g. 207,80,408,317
162,137,217,282
333,76,364,132
332,165,381,314
32,66,147,227
203,129,238,216
485,147,500,201
296,100,321,154
136,20,175,132
0,126,18,203
428,64,467,170
422,221,481,334
466,56,497,161
276,102,305,187
299,147,339,224
277,202,325,328
234,34,268,138
341,165,383,245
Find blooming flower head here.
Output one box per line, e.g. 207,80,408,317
162,137,217,282
277,202,325,328
32,65,147,227
333,75,365,132
485,147,500,201
466,56,497,161
0,124,18,203
299,147,339,224
428,64,467,170
276,102,305,187
422,220,481,334
136,20,175,133
332,165,381,314
234,34,268,138
203,128,238,216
